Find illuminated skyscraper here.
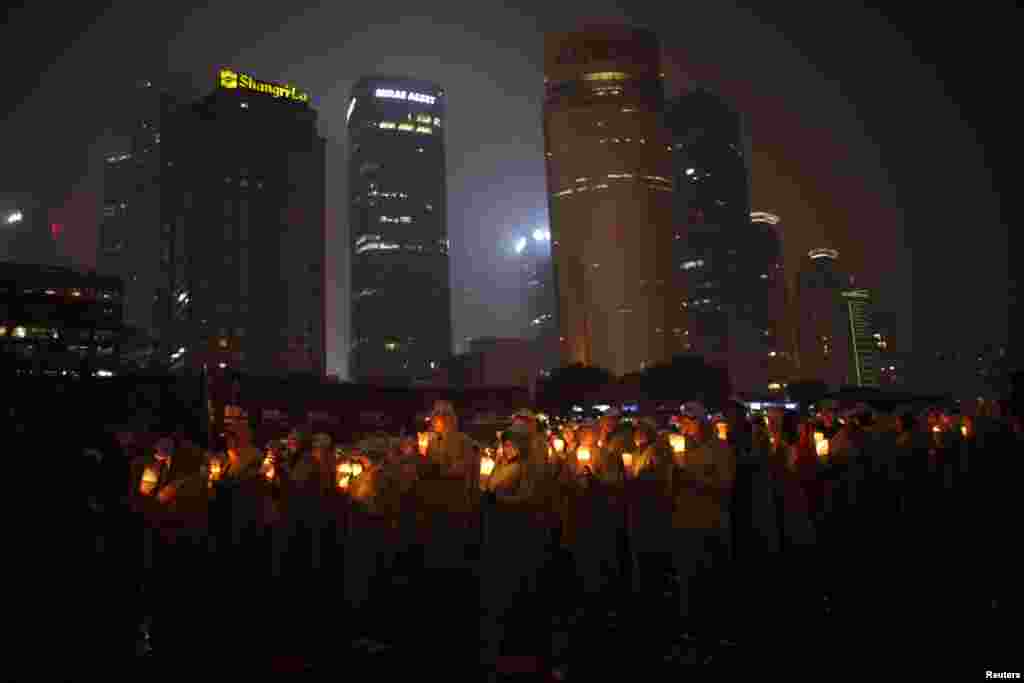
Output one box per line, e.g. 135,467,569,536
346,77,450,382
797,248,877,388
97,71,326,376
841,288,879,388
544,25,677,376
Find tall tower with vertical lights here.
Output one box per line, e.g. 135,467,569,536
543,25,677,376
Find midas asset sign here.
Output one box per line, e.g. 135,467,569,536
219,69,309,103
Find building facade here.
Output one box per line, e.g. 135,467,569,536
346,76,451,383
0,262,123,378
664,87,788,393
97,71,327,377
543,25,678,377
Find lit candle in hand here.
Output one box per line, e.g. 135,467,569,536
140,466,159,496
417,432,430,457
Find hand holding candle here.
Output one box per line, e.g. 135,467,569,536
417,432,430,457
621,451,633,475
140,466,159,496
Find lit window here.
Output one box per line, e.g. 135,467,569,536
219,338,229,349
398,123,415,131
240,102,249,109
379,121,396,129
385,342,398,351
417,147,424,153
583,72,629,81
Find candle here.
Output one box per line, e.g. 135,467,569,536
480,456,495,477
350,463,363,478
669,434,686,454
262,456,275,481
715,422,729,441
553,437,565,454
417,432,430,457
932,426,942,434
813,431,825,444
816,438,830,458
140,466,159,496
960,425,968,437
621,452,633,471
337,462,352,490
577,447,592,465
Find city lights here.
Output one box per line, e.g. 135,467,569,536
4,210,23,225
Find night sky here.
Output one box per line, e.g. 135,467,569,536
0,1,1011,379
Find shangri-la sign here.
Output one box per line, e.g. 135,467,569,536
219,68,310,103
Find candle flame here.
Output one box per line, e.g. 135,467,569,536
480,456,495,476
816,439,830,457
553,437,565,453
669,434,686,453
621,452,633,469
577,447,591,463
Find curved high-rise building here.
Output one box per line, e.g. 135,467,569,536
346,76,451,382
543,26,677,376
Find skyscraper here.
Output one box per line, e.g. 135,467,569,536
544,25,677,376
514,228,559,372
665,88,785,392
840,288,879,388
97,70,327,376
346,76,451,383
797,248,877,389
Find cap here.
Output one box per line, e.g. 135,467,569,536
431,400,457,417
681,402,707,420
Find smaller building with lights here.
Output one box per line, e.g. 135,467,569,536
0,262,124,378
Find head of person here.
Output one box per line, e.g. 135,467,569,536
399,436,417,458
154,437,175,462
227,420,253,449
599,409,621,438
576,423,597,448
512,408,538,434
312,432,333,454
431,401,457,434
780,411,801,446
286,429,308,454
679,402,707,439
500,423,531,464
561,424,578,449
633,421,657,451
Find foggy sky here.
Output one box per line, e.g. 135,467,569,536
0,1,1009,379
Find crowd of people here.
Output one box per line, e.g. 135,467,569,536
73,395,1020,678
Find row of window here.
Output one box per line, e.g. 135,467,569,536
9,287,120,301
355,239,450,255
377,121,435,135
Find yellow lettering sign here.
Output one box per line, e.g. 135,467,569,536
218,68,309,103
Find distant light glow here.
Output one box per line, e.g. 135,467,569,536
5,210,23,225
346,97,356,124
514,237,527,254
684,168,695,176
809,248,839,260
532,228,551,242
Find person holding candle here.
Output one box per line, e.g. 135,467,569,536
426,400,481,502
512,408,550,467
480,423,546,674
627,420,674,606
669,405,735,635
